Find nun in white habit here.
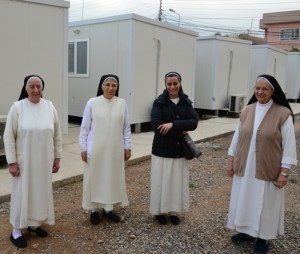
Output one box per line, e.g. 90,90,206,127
4,75,62,249
226,74,297,254
79,74,132,225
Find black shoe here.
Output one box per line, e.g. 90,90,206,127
10,234,28,248
103,210,120,223
155,215,167,225
27,227,48,237
231,233,255,242
254,238,269,254
90,211,100,225
169,215,180,225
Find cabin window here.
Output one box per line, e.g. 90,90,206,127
68,39,89,76
280,29,299,41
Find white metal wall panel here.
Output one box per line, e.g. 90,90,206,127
194,40,215,109
131,20,196,124
0,0,69,132
249,45,287,99
195,37,251,110
286,53,300,100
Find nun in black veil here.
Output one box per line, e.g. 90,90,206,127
4,75,62,248
18,74,45,100
79,74,132,225
226,74,297,254
149,71,198,226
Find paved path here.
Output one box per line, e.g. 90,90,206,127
1,103,300,203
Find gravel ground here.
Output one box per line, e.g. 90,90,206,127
0,134,299,254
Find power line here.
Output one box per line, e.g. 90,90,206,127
69,0,300,36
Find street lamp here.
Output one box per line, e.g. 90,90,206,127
169,8,180,27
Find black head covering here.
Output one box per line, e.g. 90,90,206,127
18,75,45,101
96,74,119,97
248,74,294,121
164,71,183,92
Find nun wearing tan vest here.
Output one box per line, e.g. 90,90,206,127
79,74,131,225
226,74,297,254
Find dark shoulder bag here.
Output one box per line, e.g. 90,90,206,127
182,133,202,160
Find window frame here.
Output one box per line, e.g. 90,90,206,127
280,28,300,41
68,39,89,77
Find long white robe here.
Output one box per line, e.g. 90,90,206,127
4,98,62,229
150,155,189,215
79,96,131,210
227,100,297,239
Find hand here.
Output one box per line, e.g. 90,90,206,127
52,159,60,173
157,122,173,135
124,149,131,161
227,156,234,177
273,174,288,189
81,151,87,163
9,163,20,177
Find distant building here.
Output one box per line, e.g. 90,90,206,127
260,10,300,51
237,34,266,45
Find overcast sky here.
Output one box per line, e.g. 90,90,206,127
68,0,300,36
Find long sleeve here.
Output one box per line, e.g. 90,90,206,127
228,121,241,157
123,104,131,150
281,115,298,166
3,104,18,164
53,106,62,159
172,105,198,132
79,99,92,153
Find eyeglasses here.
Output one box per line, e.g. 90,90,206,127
254,87,271,92
103,83,118,89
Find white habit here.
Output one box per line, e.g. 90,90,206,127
79,96,131,210
4,99,62,229
150,155,189,215
227,100,297,239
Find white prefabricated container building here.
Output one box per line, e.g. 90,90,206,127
286,52,300,101
194,36,252,113
0,0,69,133
249,45,287,99
68,14,198,129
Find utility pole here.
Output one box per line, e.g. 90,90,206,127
81,0,85,20
158,0,162,21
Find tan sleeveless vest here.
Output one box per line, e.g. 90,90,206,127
233,102,291,181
